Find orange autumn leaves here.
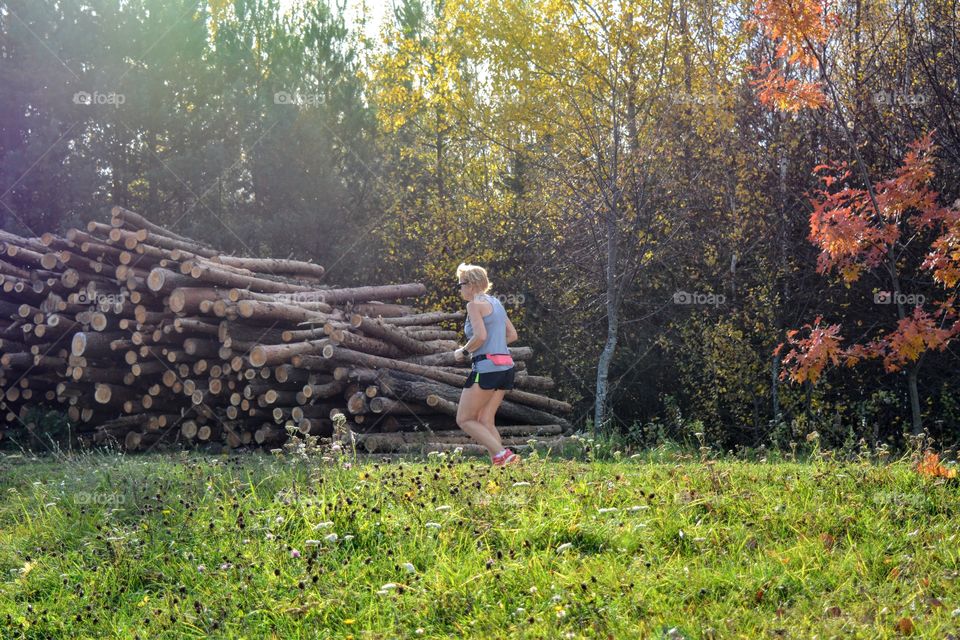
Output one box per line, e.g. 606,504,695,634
747,0,838,112
915,452,958,480
751,0,960,384
775,133,959,382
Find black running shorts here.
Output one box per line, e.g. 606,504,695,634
463,367,516,390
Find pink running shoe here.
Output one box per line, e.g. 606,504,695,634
492,448,520,466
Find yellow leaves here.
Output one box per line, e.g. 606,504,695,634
206,0,234,39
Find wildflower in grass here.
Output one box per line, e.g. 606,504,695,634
305,540,322,546
314,521,334,529
197,564,206,573
324,533,339,543
343,535,355,541
598,507,618,514
291,549,301,559
265,532,275,540
556,543,572,553
402,562,416,573
435,505,451,511
380,582,398,590
627,505,648,512
512,481,531,487
343,618,355,625
425,522,441,529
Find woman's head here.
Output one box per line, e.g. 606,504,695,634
456,263,491,300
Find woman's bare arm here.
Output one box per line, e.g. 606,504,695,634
462,300,488,351
505,315,518,344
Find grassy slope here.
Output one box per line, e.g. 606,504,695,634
0,450,957,639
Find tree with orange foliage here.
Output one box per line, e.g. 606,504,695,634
754,0,960,434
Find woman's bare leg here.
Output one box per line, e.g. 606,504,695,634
478,389,507,445
456,385,502,455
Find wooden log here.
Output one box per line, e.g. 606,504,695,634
248,339,331,368
301,380,346,399
72,332,129,357
328,328,407,359
188,263,314,294
111,206,207,246
381,311,464,326
211,255,326,279
147,268,198,295
236,300,329,325
349,314,436,355
350,302,416,317
303,283,427,305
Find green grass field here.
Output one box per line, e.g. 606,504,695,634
0,447,958,638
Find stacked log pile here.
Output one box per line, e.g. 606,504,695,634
0,206,573,455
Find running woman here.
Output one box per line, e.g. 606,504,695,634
453,263,521,466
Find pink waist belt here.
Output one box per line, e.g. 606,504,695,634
471,353,514,366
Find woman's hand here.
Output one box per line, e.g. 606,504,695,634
453,347,468,363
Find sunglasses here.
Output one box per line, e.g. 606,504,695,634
454,281,470,291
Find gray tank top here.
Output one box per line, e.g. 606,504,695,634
464,293,513,373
